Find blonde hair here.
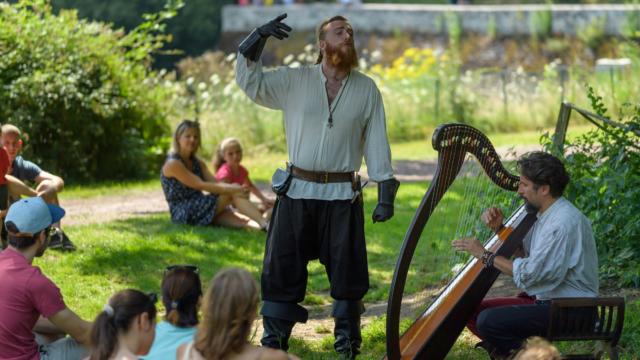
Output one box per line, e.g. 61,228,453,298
171,120,200,157
212,137,242,171
194,268,259,360
513,337,561,360
1,124,22,137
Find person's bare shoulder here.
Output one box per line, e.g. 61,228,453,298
162,158,184,176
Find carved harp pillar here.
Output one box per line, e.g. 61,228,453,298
385,124,538,359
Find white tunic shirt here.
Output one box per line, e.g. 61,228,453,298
513,197,599,300
236,54,394,201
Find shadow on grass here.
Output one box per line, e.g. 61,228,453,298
65,214,267,291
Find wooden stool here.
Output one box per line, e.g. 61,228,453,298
546,297,625,360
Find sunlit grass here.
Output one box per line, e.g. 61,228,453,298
49,124,637,359
63,179,159,199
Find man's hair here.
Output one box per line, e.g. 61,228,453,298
162,267,202,327
194,268,259,359
315,15,350,64
517,151,570,198
5,221,41,249
1,124,21,137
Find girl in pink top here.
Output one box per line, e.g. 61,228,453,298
213,138,274,220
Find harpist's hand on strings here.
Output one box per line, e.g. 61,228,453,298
481,207,504,233
452,237,485,259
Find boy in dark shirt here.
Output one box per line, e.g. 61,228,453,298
1,124,75,250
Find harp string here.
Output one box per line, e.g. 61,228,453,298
400,130,520,331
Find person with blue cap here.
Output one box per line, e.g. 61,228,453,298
0,197,92,359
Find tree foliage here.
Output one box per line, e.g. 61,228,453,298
50,0,235,69
0,0,176,181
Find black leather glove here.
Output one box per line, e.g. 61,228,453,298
372,178,400,223
239,13,292,62
257,13,292,39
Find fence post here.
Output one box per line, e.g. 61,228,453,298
435,77,441,122
553,101,572,153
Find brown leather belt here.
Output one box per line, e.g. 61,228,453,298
291,165,355,184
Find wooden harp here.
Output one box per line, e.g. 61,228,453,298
385,124,538,359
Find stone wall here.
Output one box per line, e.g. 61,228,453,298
222,3,640,36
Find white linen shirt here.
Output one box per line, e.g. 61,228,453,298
236,54,394,201
513,197,599,300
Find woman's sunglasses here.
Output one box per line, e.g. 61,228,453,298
165,264,199,275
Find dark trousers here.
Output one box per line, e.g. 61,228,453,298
467,293,536,338
261,195,369,307
476,301,551,355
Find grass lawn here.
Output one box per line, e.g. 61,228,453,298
48,181,499,359
46,181,640,359
47,124,638,359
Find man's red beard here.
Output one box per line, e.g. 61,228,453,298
324,41,358,73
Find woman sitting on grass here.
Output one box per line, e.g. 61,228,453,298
177,267,297,360
161,120,268,230
88,289,157,360
143,265,202,360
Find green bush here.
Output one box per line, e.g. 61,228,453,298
0,0,174,181
547,87,640,287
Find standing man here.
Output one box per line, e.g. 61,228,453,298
0,197,92,359
1,124,75,251
453,152,599,358
236,14,399,358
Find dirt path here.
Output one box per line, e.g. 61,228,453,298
62,145,542,227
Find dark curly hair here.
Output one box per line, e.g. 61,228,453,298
517,151,570,198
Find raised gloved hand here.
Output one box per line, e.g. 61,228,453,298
257,13,292,39
372,178,400,223
239,14,292,62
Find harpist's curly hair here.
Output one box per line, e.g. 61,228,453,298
517,151,570,198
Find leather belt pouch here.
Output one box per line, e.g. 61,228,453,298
271,166,292,196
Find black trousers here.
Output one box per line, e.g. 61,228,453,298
476,302,551,355
261,195,369,308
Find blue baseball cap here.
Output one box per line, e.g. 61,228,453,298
5,197,65,235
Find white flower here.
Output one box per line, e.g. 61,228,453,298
198,82,207,91
283,54,294,65
210,74,220,86
223,83,234,96
304,44,314,53
186,77,194,86
371,50,382,62
290,61,301,68
201,91,210,99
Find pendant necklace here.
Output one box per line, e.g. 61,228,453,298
327,74,350,129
